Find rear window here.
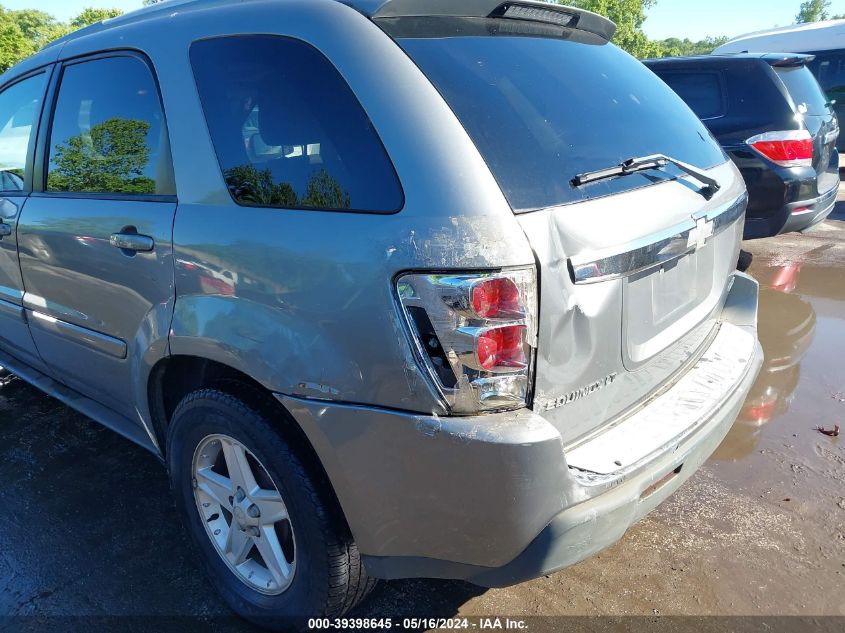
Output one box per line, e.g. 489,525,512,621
655,72,726,120
395,21,726,211
775,66,830,116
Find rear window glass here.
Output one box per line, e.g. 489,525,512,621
191,36,403,213
655,72,725,120
775,66,830,115
397,23,726,211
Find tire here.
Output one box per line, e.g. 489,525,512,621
167,389,376,630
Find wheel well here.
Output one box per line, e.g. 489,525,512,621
148,356,286,455
149,355,356,545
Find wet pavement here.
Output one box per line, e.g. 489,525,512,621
1,202,845,630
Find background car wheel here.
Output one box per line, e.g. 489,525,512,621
167,389,375,629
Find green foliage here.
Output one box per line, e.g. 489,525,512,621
561,0,663,58
49,117,156,195
0,5,124,73
225,165,351,210
552,0,728,59
70,7,123,29
652,35,730,58
796,0,831,23
225,165,299,207
0,13,34,72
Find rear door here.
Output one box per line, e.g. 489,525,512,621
0,70,50,371
17,53,176,419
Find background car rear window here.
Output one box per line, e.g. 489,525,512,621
47,56,173,196
190,36,403,213
397,25,727,212
0,73,47,193
655,72,725,120
774,66,830,116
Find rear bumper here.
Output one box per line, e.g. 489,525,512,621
779,184,839,234
279,274,762,586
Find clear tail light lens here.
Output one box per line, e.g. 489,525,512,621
746,130,813,167
396,268,537,414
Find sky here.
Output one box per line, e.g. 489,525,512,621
5,0,845,42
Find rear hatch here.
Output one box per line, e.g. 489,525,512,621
389,13,747,446
773,63,840,194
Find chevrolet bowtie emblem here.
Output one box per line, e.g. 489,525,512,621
687,217,715,251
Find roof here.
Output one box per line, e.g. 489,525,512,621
644,53,815,67
43,0,616,51
714,19,845,54
726,18,845,43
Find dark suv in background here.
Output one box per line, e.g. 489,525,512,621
646,54,839,239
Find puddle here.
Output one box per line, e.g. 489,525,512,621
710,221,845,497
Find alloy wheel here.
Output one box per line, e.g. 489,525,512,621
192,434,296,595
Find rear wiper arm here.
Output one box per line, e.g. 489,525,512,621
572,154,722,200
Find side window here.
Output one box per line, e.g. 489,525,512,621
191,36,403,213
0,73,47,193
658,72,725,120
810,51,845,93
47,56,174,196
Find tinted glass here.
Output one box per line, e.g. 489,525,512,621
0,73,47,192
47,56,173,196
657,72,725,120
191,36,403,213
398,25,726,211
775,66,830,116
809,52,845,90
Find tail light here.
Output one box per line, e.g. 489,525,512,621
396,268,537,414
746,130,813,167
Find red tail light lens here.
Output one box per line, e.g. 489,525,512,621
471,277,521,319
476,325,527,370
396,269,537,414
747,130,813,167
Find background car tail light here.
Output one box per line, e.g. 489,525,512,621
396,268,537,414
746,130,813,167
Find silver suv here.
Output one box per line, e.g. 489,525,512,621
0,0,762,627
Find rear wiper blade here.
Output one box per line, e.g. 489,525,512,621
572,154,722,200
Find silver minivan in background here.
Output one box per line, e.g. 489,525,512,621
0,0,762,628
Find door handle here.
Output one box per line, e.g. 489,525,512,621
110,232,155,253
0,223,11,238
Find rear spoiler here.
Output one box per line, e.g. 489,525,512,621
344,0,617,40
763,53,816,67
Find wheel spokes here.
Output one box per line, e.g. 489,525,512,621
193,434,295,595
256,525,293,586
221,438,259,495
226,525,254,566
195,467,234,509
253,488,288,525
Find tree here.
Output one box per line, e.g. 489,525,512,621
796,0,831,23
49,117,156,195
8,8,67,49
143,0,165,5
555,0,663,58
224,164,351,210
652,35,730,58
70,7,124,29
0,12,34,72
